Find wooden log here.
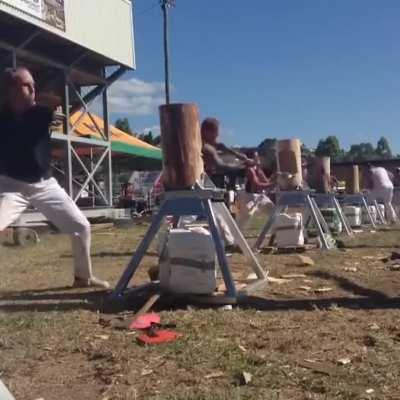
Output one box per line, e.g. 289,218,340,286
310,156,331,193
159,103,204,190
276,139,302,190
346,165,360,194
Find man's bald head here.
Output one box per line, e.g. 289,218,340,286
2,66,36,113
201,117,219,145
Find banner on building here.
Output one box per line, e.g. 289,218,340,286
2,0,65,31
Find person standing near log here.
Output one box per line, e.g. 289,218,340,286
201,117,254,188
236,150,275,230
0,67,109,289
366,163,398,224
201,117,253,248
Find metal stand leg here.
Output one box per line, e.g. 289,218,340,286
311,198,332,234
112,202,168,299
203,199,237,298
333,196,353,236
374,200,387,225
213,202,267,279
307,196,331,250
254,205,283,250
362,197,376,228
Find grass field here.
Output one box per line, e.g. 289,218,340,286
1,222,400,399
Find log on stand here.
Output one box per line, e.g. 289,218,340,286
111,103,268,305
346,165,360,194
310,156,331,193
276,138,303,190
159,103,204,190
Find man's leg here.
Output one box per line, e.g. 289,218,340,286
254,194,275,220
29,178,109,288
236,191,252,231
216,213,235,247
383,187,397,224
0,193,29,231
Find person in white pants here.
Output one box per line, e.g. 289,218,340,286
367,164,398,224
236,150,275,231
0,66,109,289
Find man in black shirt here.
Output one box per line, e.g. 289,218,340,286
0,67,109,289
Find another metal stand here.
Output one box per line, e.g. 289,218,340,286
312,193,353,236
372,199,387,225
254,191,336,251
337,194,377,228
111,189,268,304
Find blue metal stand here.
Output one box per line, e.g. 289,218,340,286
254,191,336,251
111,189,268,304
312,193,353,236
336,194,377,228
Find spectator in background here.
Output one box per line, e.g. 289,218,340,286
366,164,398,224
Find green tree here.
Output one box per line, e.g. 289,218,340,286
257,138,277,171
345,142,376,162
315,136,344,162
139,130,161,146
115,118,133,135
376,136,392,159
301,143,313,159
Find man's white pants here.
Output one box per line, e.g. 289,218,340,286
0,175,92,279
237,191,274,231
370,186,398,224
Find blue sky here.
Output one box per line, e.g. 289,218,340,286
108,0,400,153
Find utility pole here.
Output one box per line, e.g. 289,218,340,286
160,0,175,104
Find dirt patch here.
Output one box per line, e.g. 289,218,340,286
2,226,400,399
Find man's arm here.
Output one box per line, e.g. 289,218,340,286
247,167,272,189
203,144,245,173
256,167,270,183
216,143,254,164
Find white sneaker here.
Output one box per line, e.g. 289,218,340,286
73,276,110,289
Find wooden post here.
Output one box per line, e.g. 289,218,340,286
159,103,204,190
351,165,360,194
342,165,360,194
276,139,302,190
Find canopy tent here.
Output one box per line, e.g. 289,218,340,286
69,112,162,161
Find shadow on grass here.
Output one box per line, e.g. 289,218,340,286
241,295,400,311
0,267,399,314
0,288,109,312
308,270,389,299
60,251,158,258
60,250,160,259
341,244,398,249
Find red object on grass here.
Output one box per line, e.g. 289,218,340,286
137,330,182,345
129,313,161,330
